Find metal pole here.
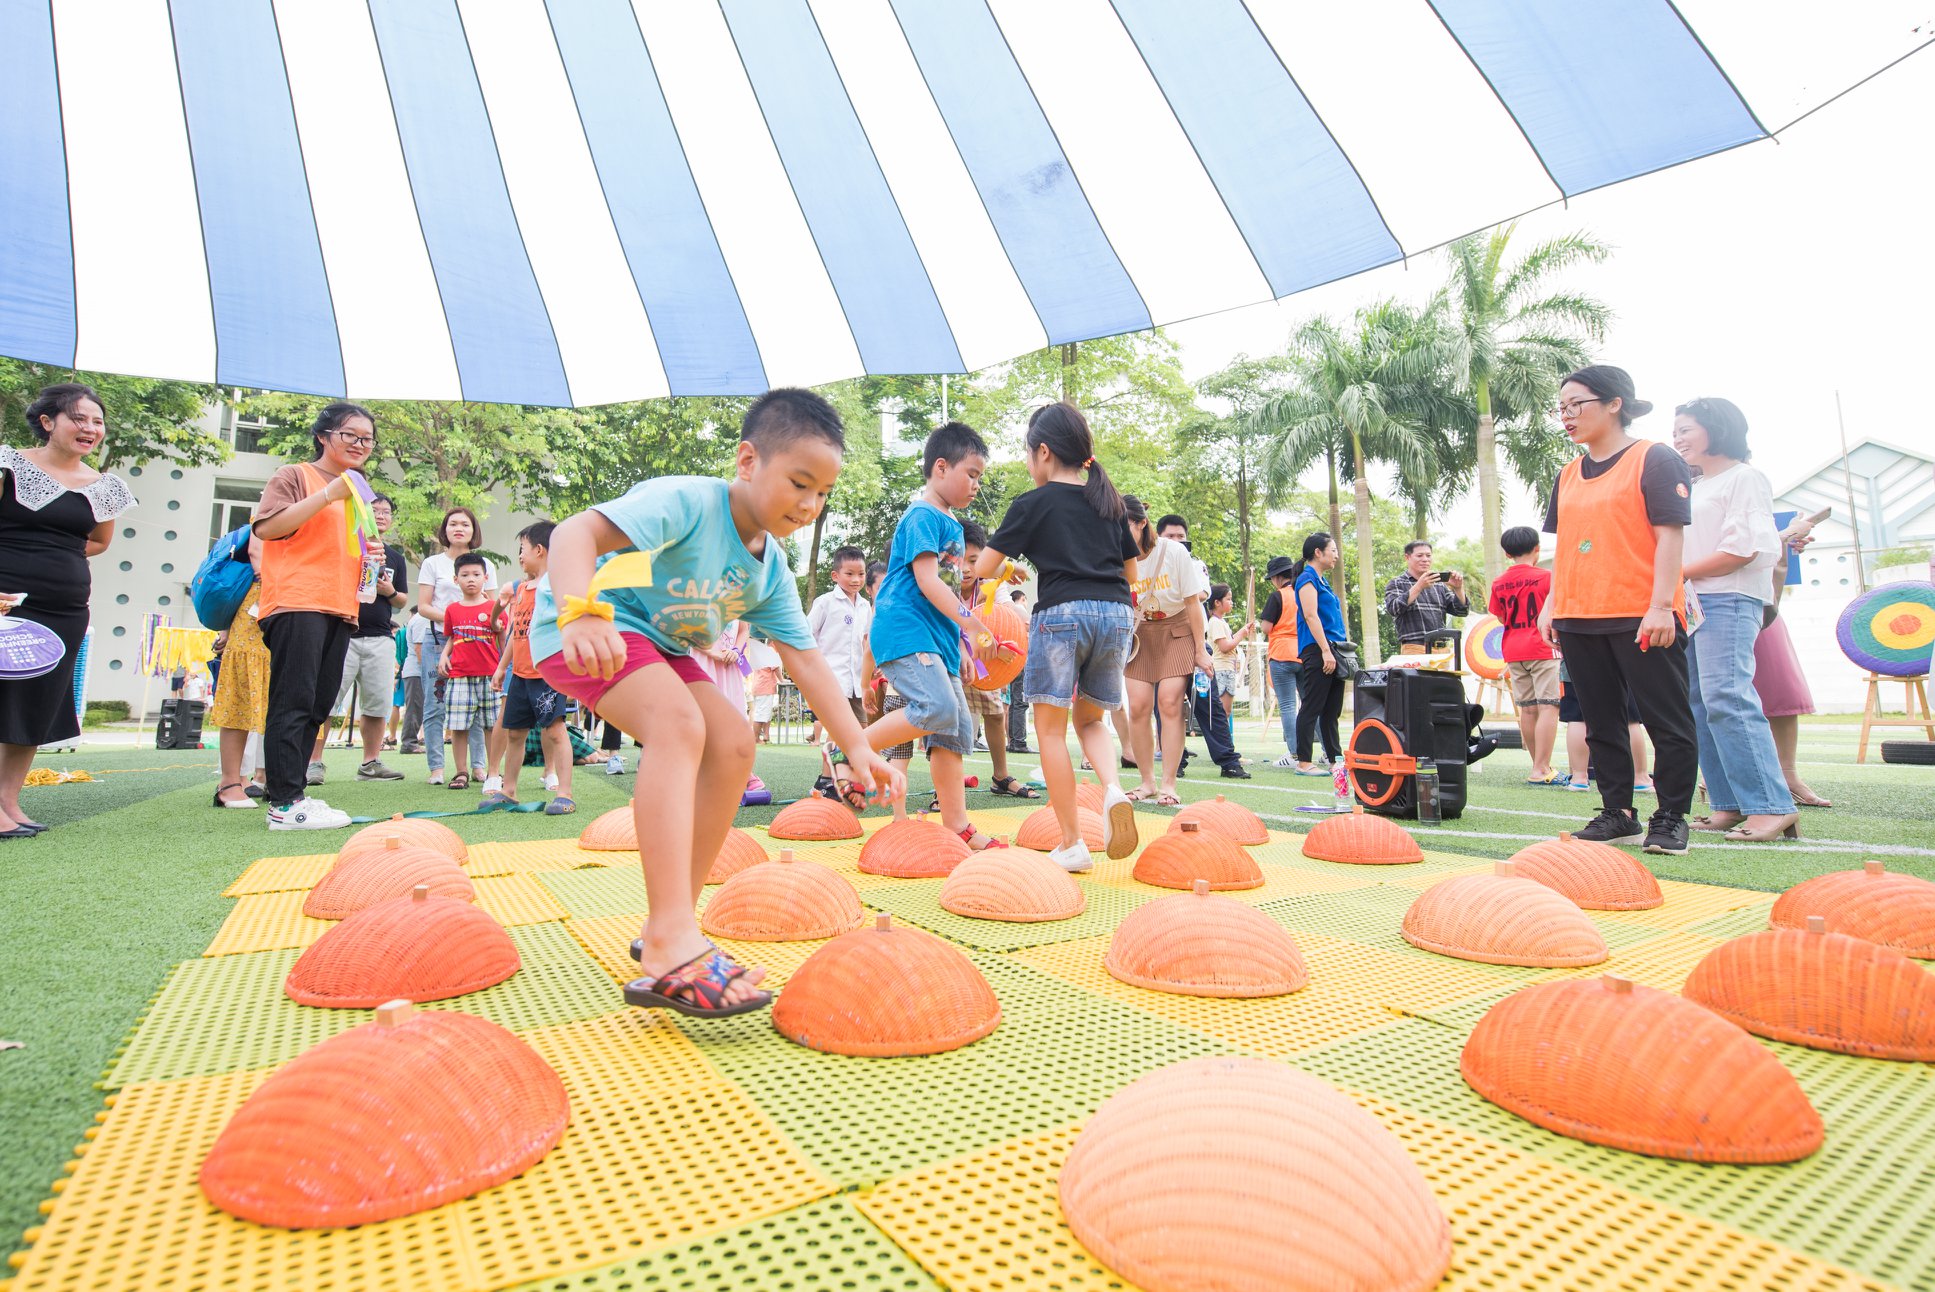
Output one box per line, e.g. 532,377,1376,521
1836,390,1867,594
941,373,949,423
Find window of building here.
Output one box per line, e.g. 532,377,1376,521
223,403,283,454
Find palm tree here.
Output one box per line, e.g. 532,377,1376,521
1251,301,1458,652
1444,224,1610,580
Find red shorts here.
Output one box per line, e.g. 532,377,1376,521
538,631,710,713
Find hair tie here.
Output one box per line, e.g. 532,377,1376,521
1083,456,1095,468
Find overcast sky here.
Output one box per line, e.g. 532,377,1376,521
1163,48,1935,531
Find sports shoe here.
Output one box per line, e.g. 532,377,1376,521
244,782,267,799
305,760,326,786
481,774,503,795
1271,754,1297,769
426,771,444,786
268,797,352,831
357,759,404,781
1101,786,1138,861
1643,810,1690,857
1048,840,1093,873
543,772,560,792
1220,765,1252,780
1574,808,1645,845
605,755,625,776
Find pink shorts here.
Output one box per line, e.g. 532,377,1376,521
538,631,710,714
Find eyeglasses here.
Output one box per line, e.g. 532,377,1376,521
1554,398,1603,418
331,431,376,449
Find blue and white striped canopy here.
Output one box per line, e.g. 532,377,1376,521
0,1,1924,405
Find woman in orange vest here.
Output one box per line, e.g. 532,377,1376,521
1537,366,1696,858
250,402,381,832
1255,554,1302,768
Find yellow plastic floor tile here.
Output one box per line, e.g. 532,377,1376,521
1595,880,1773,931
203,890,335,957
469,838,618,875
1542,929,1725,992
1088,859,1392,905
563,915,838,990
472,873,570,926
221,852,336,897
7,1070,478,1292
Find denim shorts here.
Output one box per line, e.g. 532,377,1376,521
503,673,567,729
1024,599,1134,711
879,652,974,755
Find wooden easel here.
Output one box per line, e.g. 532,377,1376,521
1857,673,1934,763
1473,674,1516,720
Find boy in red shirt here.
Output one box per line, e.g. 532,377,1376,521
437,552,501,790
1489,526,1561,783
487,521,576,814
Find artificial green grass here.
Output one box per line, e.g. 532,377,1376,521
0,725,1928,1254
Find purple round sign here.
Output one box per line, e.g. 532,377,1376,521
0,617,67,680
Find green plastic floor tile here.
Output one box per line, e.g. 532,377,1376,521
683,954,1230,1187
860,877,1155,951
504,1198,943,1292
536,867,720,920
1294,1017,1935,1287
107,922,619,1088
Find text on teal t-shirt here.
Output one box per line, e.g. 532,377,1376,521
528,477,815,664
870,498,965,665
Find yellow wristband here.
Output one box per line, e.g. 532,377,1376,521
557,595,615,629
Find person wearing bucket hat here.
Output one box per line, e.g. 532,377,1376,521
1255,554,1303,767
1538,365,1697,859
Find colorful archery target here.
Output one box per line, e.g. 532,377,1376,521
1465,615,1506,680
1837,583,1935,677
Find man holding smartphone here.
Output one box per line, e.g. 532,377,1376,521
309,492,408,783
1383,539,1469,643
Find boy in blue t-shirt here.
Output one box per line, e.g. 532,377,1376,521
532,389,905,1021
861,421,1006,850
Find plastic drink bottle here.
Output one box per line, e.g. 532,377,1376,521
1331,761,1352,811
1194,669,1211,699
357,545,382,604
1415,757,1441,826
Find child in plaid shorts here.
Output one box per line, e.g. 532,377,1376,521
438,553,501,790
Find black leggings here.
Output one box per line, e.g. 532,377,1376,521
1557,627,1696,816
260,611,350,807
1295,642,1346,762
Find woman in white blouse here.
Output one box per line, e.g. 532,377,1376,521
1673,398,1797,842
414,507,497,785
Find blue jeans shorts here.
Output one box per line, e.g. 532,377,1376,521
503,673,566,729
1024,599,1134,711
879,652,974,755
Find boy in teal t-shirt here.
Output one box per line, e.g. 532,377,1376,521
860,422,1005,851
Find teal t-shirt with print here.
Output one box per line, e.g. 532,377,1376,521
871,498,965,666
528,477,815,664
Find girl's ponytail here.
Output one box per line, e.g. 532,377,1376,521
1025,402,1125,522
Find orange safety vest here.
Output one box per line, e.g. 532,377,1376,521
1267,589,1302,661
257,463,359,623
1550,443,1685,624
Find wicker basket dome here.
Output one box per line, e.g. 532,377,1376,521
705,828,771,885
577,805,636,852
1133,821,1264,891
304,837,475,919
1014,805,1105,852
1167,794,1269,846
201,1001,567,1227
699,850,865,941
1683,917,1935,1061
1301,805,1422,865
1769,860,1935,958
773,914,1001,1056
341,814,467,865
938,849,1087,922
767,794,863,841
1075,780,1107,814
1402,863,1608,968
858,815,973,878
1461,976,1823,1163
286,886,520,1009
1106,880,1308,997
1507,832,1663,911
968,600,1030,691
1060,1056,1449,1292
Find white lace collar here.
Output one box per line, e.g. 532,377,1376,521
0,444,136,521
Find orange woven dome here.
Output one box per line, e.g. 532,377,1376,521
1060,1057,1450,1292
1462,976,1823,1163
1402,863,1608,967
201,1001,567,1227
1106,880,1308,997
1133,821,1264,891
858,815,972,878
1507,833,1663,911
1683,918,1935,1061
285,887,520,1008
303,837,475,919
699,850,865,941
341,814,467,865
1301,806,1422,865
1014,805,1104,852
1074,780,1107,814
773,914,1001,1056
938,849,1087,922
1167,794,1269,846
767,794,863,841
968,601,1029,691
705,828,771,885
1769,860,1935,958
577,805,636,852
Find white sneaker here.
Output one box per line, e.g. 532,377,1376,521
1271,754,1297,769
605,755,625,775
268,796,352,831
481,774,503,795
543,771,560,792
1048,840,1094,873
1101,786,1138,861
427,771,444,786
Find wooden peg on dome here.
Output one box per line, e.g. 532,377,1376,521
1864,860,1886,876
375,999,414,1027
1558,831,1574,843
1494,860,1516,879
1806,916,1827,935
1604,975,1633,995
1352,804,1364,815
1214,794,1226,803
779,849,796,864
875,912,893,932
1181,821,1201,833
412,884,429,902
389,813,405,822
385,836,400,850
1193,879,1211,896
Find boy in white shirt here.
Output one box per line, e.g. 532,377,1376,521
806,546,872,797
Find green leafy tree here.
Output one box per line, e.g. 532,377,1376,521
1180,354,1294,622
539,397,747,519
0,358,222,471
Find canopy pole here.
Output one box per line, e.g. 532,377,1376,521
1836,389,1866,594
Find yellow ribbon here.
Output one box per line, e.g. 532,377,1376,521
556,596,616,629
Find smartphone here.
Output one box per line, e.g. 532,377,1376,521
1804,506,1832,525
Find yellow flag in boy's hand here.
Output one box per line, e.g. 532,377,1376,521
586,551,655,599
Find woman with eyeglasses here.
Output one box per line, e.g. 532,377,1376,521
1537,366,1698,858
1672,397,1798,842
249,402,383,831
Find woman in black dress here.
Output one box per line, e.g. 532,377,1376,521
0,383,136,838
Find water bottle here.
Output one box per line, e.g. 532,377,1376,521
1415,757,1441,826
1331,761,1352,812
1194,669,1211,700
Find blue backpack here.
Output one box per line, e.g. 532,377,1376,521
190,525,255,630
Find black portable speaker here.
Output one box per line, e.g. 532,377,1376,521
1346,666,1468,820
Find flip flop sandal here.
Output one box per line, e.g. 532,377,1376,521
823,742,870,811
1154,793,1182,808
1123,787,1154,803
989,776,1040,799
623,943,771,1018
447,773,470,790
958,826,1008,850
